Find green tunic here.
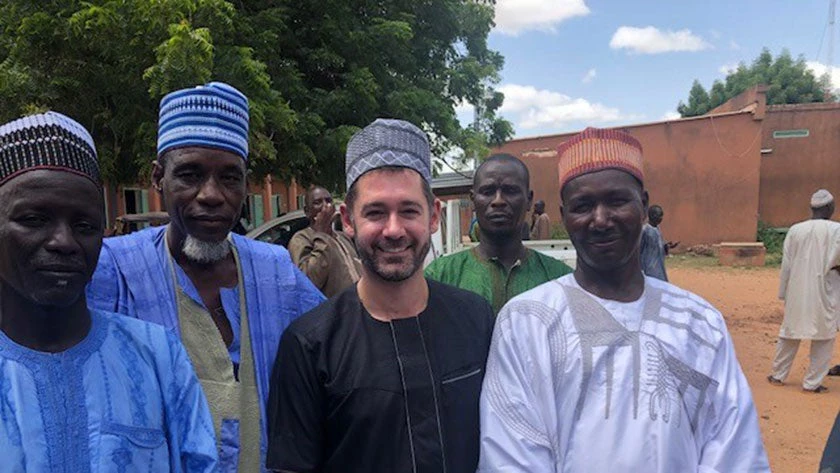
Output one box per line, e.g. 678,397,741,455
425,247,573,313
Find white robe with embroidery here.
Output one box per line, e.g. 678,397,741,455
478,275,769,473
778,219,840,340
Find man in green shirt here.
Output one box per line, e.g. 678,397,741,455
426,153,572,313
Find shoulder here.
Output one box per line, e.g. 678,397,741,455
527,248,573,276
425,249,473,276
101,226,164,252
285,286,356,343
94,309,177,355
289,228,314,244
428,278,488,308
427,279,494,331
644,277,728,340
501,274,572,318
231,232,293,261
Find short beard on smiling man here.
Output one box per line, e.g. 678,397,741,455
182,234,232,264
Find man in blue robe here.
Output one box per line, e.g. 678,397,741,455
0,111,217,472
86,82,325,472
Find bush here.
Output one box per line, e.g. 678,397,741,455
757,220,785,256
550,223,570,240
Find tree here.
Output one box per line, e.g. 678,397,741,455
0,0,512,189
677,48,833,117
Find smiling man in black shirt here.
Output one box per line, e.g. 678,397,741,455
267,119,494,473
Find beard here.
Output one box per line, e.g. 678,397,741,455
356,236,430,282
182,234,232,264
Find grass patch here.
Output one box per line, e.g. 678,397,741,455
667,255,719,269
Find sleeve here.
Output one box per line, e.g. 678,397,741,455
829,225,840,270
477,306,556,472
696,326,771,473
162,332,219,473
288,231,332,291
778,231,793,300
266,328,325,472
86,244,122,313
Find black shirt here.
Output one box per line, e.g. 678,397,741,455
266,279,494,473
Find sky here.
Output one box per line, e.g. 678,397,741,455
459,0,840,139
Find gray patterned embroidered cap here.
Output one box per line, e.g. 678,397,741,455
345,118,431,190
0,111,99,187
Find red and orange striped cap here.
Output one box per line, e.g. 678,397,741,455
557,127,643,190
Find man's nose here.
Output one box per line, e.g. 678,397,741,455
196,177,224,205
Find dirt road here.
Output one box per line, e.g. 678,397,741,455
669,259,838,473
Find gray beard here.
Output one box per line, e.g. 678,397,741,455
182,235,231,264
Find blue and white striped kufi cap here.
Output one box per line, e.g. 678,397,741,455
157,81,249,160
345,118,431,189
0,111,99,187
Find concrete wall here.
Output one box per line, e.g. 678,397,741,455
759,103,840,227
492,112,764,247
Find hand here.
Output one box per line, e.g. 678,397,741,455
312,203,335,235
667,241,680,249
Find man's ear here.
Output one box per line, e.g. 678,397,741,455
340,203,354,237
151,160,164,193
429,198,442,234
527,189,534,210
641,190,650,223
559,190,565,221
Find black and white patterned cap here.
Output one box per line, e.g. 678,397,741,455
345,118,431,189
0,111,99,187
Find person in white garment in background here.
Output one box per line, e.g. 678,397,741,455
477,127,770,473
768,189,840,393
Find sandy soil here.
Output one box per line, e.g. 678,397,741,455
669,259,838,473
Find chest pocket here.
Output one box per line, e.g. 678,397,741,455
440,366,484,408
99,421,168,470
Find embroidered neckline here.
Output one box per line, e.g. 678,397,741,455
0,309,107,363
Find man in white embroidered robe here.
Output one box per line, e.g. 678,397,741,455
477,127,769,473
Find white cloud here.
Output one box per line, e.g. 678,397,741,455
609,26,711,54
498,84,631,131
661,111,681,121
494,0,590,35
581,68,597,84
719,63,738,75
807,61,840,90
729,40,741,50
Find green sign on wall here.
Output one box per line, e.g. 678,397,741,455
773,129,809,139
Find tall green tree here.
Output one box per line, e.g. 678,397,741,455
0,0,511,189
677,48,833,117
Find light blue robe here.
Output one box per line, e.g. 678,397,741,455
0,309,217,472
86,226,326,471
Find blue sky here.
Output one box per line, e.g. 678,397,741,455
462,0,840,138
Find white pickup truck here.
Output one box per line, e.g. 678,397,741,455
427,200,577,268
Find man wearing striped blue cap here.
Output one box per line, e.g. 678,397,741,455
87,82,325,472
0,111,218,471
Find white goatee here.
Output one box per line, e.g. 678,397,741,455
182,235,232,263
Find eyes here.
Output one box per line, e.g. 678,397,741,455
14,213,102,234
362,207,422,220
568,197,633,214
478,184,523,197
173,169,243,187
